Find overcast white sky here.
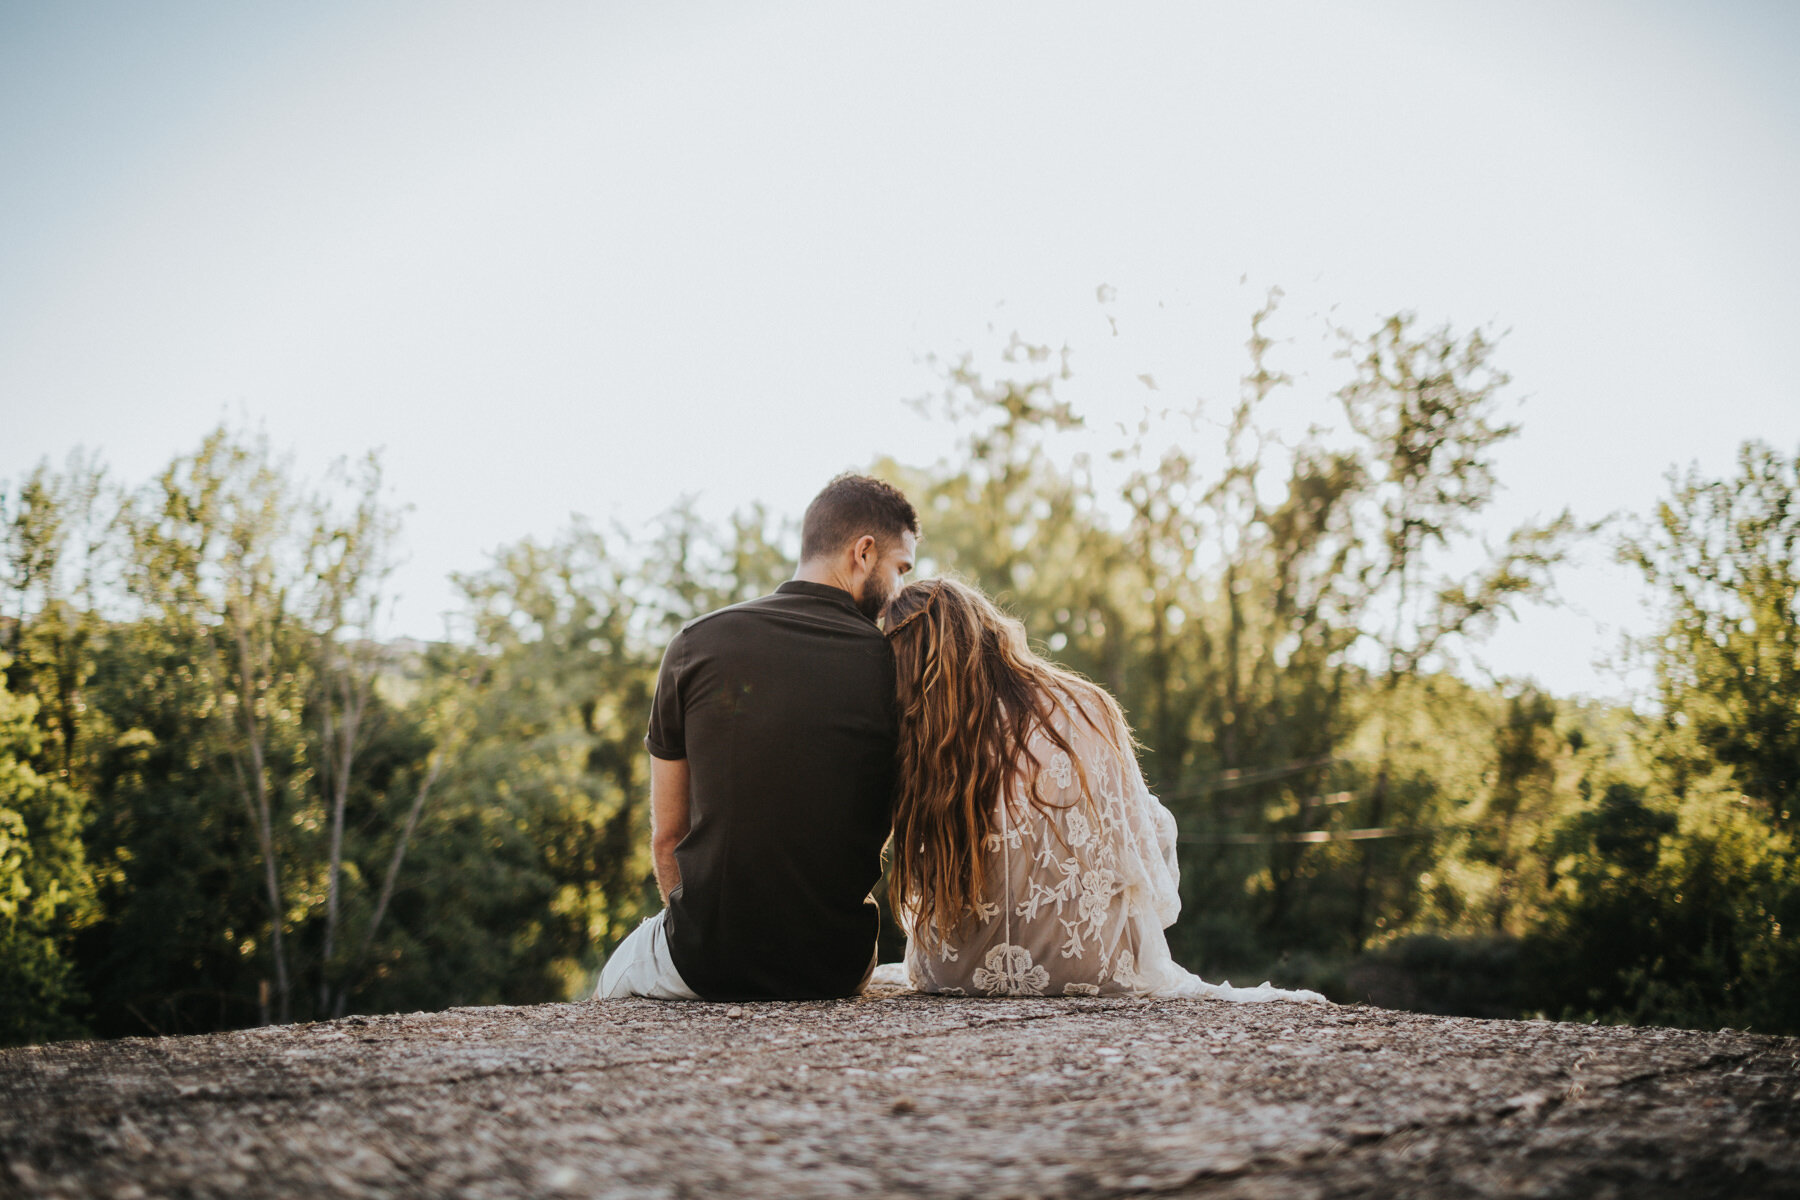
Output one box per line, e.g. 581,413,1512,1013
3,1,1797,699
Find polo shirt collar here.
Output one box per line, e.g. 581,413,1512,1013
776,579,873,622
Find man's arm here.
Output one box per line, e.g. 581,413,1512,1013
650,755,691,903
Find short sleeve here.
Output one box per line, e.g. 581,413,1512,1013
644,632,688,760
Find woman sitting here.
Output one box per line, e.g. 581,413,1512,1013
880,577,1325,1003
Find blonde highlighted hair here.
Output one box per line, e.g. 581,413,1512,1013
883,577,1133,946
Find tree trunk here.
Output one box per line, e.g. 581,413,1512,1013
231,621,291,1025
336,748,443,1016
318,666,366,1015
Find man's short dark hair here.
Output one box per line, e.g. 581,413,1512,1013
800,474,919,562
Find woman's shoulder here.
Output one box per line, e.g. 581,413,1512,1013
1038,678,1129,746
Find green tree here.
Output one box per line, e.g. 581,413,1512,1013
1623,441,1800,830
120,429,315,1022
1,455,108,1044
1336,314,1578,948
1519,440,1800,1034
1525,780,1799,1033
2,454,114,792
74,611,267,1035
0,654,96,1044
304,454,399,1015
102,428,431,1028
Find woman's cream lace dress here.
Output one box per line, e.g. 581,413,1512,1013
887,690,1326,1003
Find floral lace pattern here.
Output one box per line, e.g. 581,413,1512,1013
902,688,1328,1005
971,944,1050,996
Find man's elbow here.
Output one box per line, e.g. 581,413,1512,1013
652,828,686,859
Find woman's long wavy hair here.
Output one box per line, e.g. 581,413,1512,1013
884,577,1132,946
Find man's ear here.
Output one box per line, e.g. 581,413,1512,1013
852,534,878,569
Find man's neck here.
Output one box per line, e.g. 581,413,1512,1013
792,559,855,595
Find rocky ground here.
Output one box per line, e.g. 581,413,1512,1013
3,984,1797,1199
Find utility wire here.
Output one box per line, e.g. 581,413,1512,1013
1180,818,1498,846
1156,753,1342,802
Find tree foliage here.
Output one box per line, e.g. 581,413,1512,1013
1519,443,1800,1032
0,654,95,1044
2,311,1795,1044
1623,442,1800,830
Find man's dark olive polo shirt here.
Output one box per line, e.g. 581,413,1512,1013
644,580,897,1000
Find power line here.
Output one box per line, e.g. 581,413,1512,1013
1180,819,1497,846
1156,754,1342,802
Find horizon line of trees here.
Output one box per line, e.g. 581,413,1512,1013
4,301,1797,1044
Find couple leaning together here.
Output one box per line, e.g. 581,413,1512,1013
597,475,1325,1005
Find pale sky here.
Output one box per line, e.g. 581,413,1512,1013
3,1,1797,700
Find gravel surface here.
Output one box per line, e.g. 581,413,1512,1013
4,984,1797,1198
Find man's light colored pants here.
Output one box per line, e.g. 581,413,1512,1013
595,910,700,1000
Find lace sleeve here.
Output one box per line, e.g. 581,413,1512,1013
1061,697,1181,931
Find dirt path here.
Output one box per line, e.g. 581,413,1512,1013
4,986,1797,1198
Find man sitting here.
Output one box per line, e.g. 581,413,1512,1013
595,474,918,1000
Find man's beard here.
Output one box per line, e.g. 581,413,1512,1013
858,574,893,622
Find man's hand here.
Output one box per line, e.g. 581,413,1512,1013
650,756,691,903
